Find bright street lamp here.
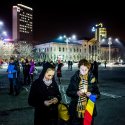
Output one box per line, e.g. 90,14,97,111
108,37,112,64
0,21,3,26
58,34,77,61
2,31,7,36
0,21,8,40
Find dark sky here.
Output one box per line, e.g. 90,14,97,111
0,0,125,43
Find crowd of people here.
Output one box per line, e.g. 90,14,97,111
4,56,101,125
7,57,35,96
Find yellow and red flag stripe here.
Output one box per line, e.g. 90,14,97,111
83,95,96,125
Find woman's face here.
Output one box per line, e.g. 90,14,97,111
44,69,55,80
80,65,89,75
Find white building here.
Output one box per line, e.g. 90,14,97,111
35,40,86,62
35,39,100,62
35,37,120,63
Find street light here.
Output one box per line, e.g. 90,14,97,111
2,31,7,36
0,21,7,40
0,21,3,26
108,37,112,64
58,34,77,61
101,37,121,63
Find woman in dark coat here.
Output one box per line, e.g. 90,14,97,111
28,62,62,125
22,59,31,85
57,60,63,84
92,61,99,83
66,59,99,125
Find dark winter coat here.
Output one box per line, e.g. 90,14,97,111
92,61,99,82
66,70,99,125
57,63,63,77
22,62,31,75
28,62,61,125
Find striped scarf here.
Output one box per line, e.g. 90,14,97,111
77,74,88,118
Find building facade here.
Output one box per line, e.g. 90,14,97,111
35,38,120,63
35,41,84,62
12,4,33,43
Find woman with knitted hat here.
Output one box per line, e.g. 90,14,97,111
66,59,98,125
28,62,62,125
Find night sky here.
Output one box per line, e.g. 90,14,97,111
0,0,124,43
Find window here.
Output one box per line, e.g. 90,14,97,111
74,48,75,52
84,48,86,53
63,47,64,52
77,48,78,52
92,46,94,53
59,47,61,52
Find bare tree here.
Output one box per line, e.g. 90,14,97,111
0,40,14,59
14,41,33,58
0,43,4,59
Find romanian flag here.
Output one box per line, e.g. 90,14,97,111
83,95,96,125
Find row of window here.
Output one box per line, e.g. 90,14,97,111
40,54,82,60
20,13,32,18
38,47,83,53
37,47,95,53
19,30,32,33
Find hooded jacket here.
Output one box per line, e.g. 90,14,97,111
28,62,61,125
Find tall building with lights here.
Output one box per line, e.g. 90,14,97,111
95,23,107,42
93,23,107,60
12,4,33,43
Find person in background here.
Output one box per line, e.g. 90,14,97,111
66,59,99,125
23,59,31,85
92,61,99,83
7,57,19,96
57,60,64,84
29,59,35,84
104,60,107,68
28,62,61,125
15,59,21,93
90,61,100,98
70,61,73,70
68,60,70,70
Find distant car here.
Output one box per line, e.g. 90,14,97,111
114,62,120,65
121,62,125,65
97,62,101,65
114,62,125,65
1,62,8,69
